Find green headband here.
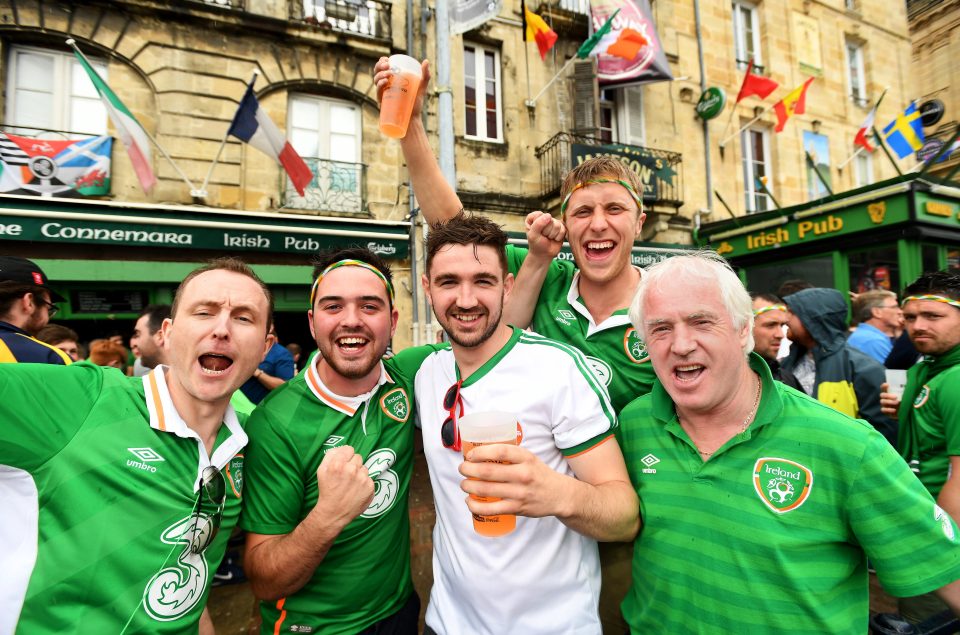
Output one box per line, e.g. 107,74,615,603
901,294,960,310
753,304,786,317
559,179,644,215
310,259,395,307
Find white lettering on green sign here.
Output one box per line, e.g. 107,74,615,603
0,222,23,236
284,236,324,251
41,222,193,245
224,232,270,248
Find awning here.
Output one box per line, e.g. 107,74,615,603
0,193,411,259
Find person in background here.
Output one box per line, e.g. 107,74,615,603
848,290,903,364
285,342,302,373
780,287,898,447
131,304,172,372
36,324,80,362
749,293,802,391
240,324,296,405
88,339,129,370
0,256,70,365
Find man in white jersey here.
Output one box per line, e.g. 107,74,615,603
408,214,638,635
0,257,274,635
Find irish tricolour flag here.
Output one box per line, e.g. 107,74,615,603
70,41,156,193
227,85,313,197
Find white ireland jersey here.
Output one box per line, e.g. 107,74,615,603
409,328,615,635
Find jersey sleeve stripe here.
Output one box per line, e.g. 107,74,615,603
564,433,616,458
273,598,287,635
563,432,616,458
518,333,617,427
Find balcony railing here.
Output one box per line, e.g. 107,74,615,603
535,132,683,207
284,158,366,213
298,0,391,40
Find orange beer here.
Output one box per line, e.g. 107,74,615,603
462,438,517,537
459,411,522,538
379,55,422,139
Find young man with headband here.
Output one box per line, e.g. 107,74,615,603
242,248,435,634
880,270,960,627
749,292,802,390
374,56,651,630
0,257,274,634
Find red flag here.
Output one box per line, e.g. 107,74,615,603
773,77,815,133
736,61,778,103
522,0,558,61
606,29,649,61
854,106,877,152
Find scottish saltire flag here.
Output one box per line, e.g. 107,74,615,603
227,85,313,196
882,103,925,159
0,133,112,197
70,42,156,193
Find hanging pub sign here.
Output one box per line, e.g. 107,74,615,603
696,88,726,120
571,142,676,201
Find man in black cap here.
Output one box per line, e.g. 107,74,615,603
0,256,71,364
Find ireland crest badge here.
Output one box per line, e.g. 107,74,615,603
753,457,813,514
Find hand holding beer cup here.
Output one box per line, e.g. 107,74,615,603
312,445,375,530
374,54,425,139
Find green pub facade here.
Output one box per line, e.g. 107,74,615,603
696,175,960,295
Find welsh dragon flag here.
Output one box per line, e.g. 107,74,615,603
70,41,156,193
0,133,112,197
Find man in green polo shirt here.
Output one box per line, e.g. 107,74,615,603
618,250,960,633
880,270,960,626
0,257,275,634
242,247,434,635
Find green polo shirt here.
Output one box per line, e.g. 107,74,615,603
619,353,960,634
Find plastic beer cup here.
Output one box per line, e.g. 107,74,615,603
379,55,422,139
459,411,521,537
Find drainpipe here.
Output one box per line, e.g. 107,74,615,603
406,0,420,344
693,0,713,238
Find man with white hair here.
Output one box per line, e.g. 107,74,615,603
618,250,960,633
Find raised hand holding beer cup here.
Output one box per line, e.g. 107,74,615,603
374,55,427,139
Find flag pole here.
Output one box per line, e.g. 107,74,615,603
521,0,532,103
838,145,866,171
719,102,773,148
805,151,833,196
67,38,200,194
720,61,752,142
198,71,259,199
838,89,888,171
872,125,903,176
918,123,960,175
527,57,576,106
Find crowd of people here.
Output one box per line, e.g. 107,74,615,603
1,56,959,635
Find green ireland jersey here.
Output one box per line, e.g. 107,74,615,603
506,245,656,414
898,344,960,498
241,345,435,635
0,362,246,635
619,353,960,634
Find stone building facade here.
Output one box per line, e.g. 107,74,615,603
0,0,917,348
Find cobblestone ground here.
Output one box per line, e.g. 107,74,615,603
209,445,898,634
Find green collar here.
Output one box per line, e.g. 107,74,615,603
456,327,523,387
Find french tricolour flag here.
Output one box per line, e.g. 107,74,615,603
228,85,313,196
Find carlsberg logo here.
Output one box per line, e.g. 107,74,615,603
765,465,801,480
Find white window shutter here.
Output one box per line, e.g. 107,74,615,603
617,85,645,145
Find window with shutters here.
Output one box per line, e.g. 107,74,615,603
845,40,867,107
5,45,107,137
854,152,873,187
732,0,762,71
572,58,599,136
741,126,771,213
616,86,645,146
464,42,502,142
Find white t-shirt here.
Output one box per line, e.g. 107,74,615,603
413,328,616,635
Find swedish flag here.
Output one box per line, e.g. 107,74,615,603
882,103,925,158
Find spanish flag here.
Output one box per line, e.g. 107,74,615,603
522,0,558,61
773,77,814,133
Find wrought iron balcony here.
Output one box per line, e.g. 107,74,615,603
283,158,367,214
535,132,683,207
298,0,391,40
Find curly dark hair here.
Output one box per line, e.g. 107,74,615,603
425,213,508,276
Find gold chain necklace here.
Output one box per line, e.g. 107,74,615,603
693,374,762,458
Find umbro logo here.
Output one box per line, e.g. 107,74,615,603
324,435,345,446
554,309,575,326
129,448,165,462
641,453,660,474
126,447,164,474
